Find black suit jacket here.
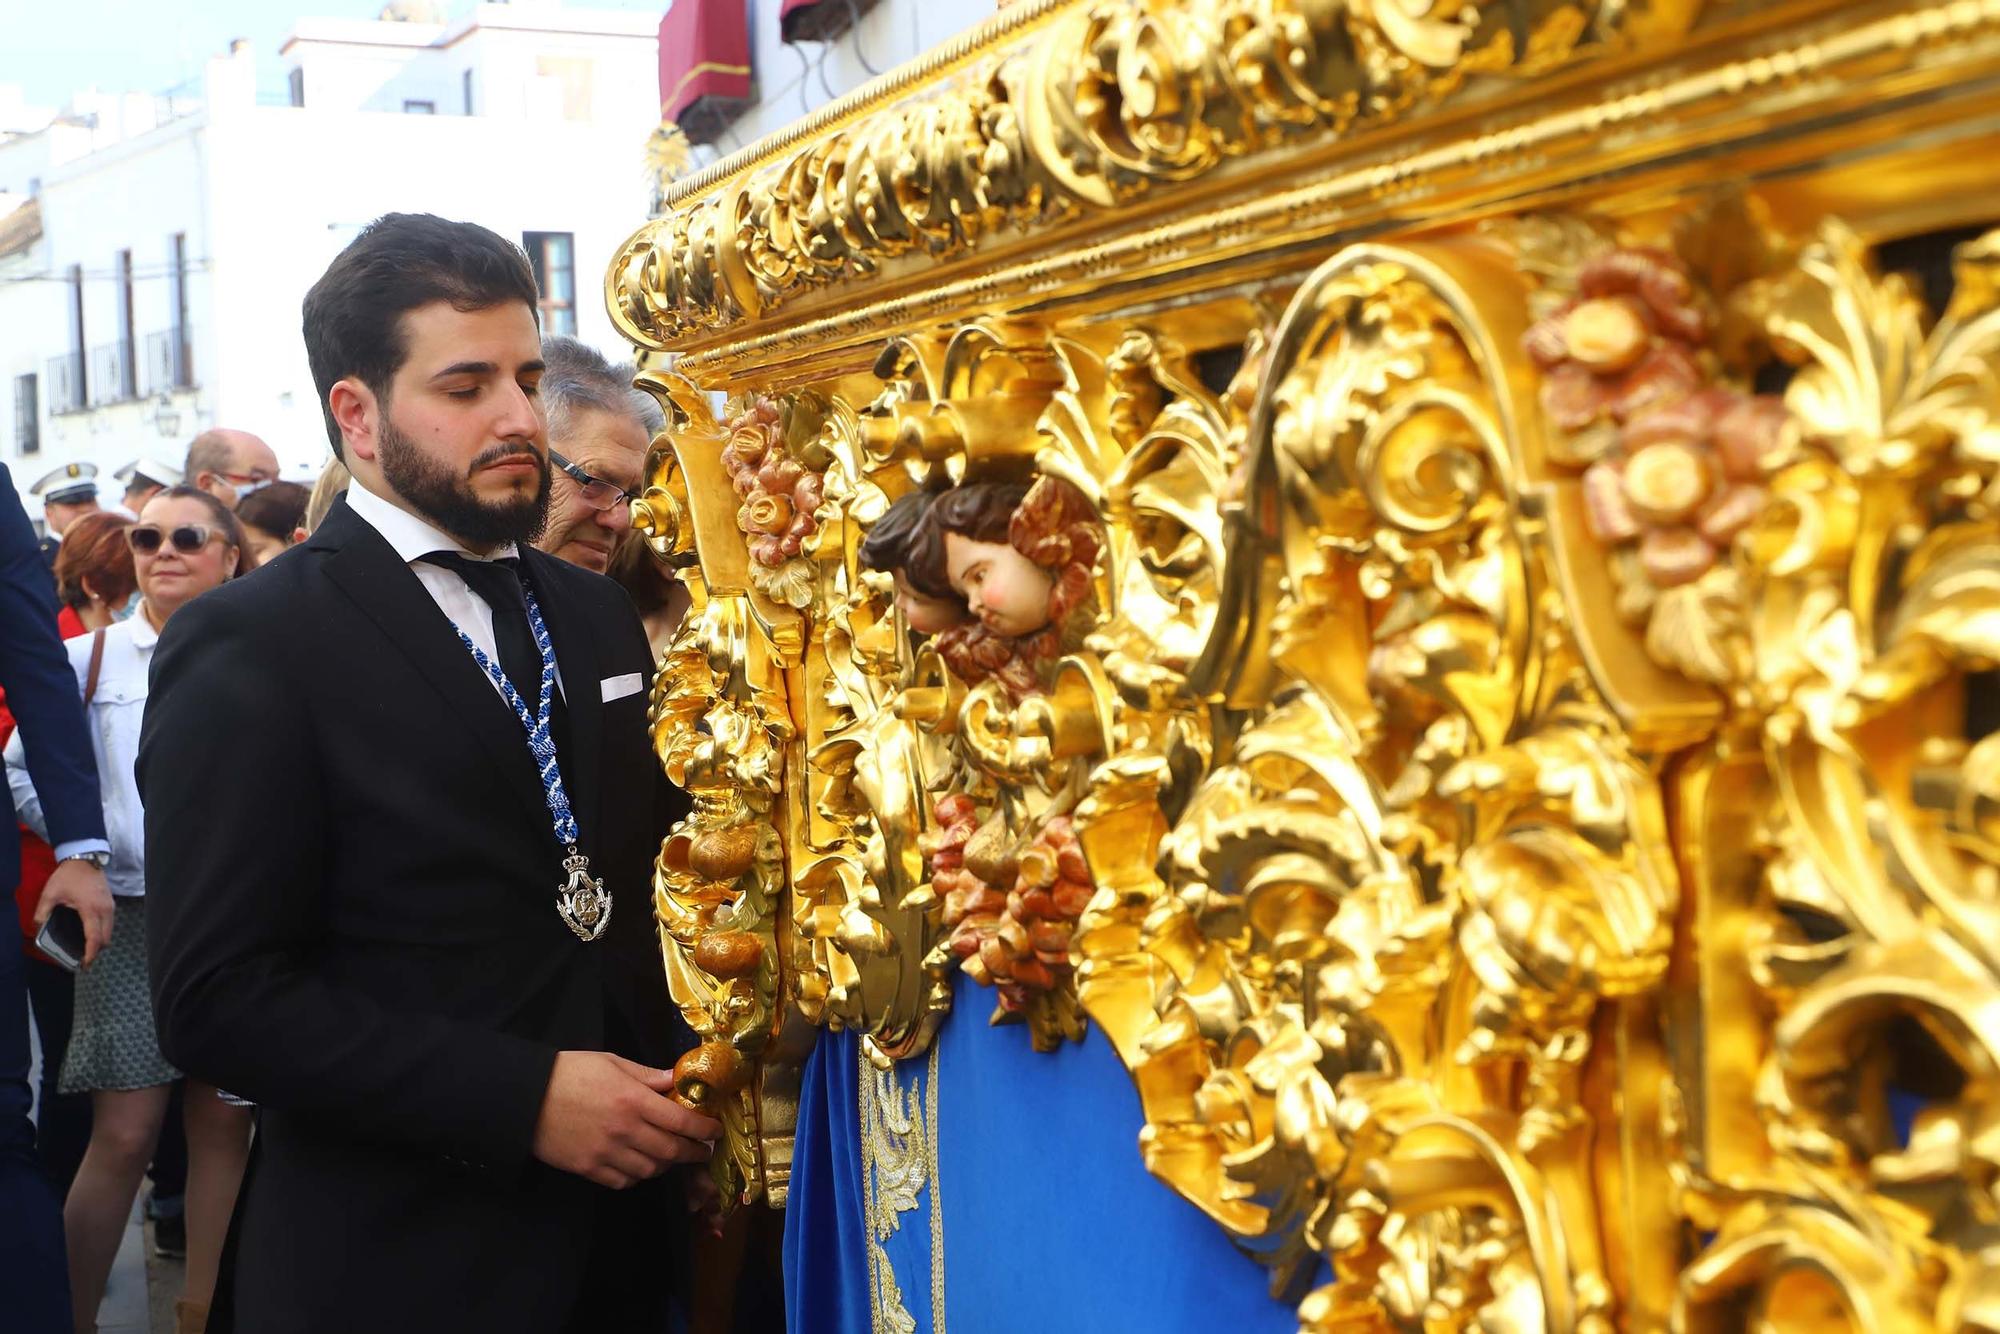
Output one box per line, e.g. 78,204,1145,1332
141,498,689,1333
0,464,105,883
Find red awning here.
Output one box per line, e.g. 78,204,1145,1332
658,0,752,145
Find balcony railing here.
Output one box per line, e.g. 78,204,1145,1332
142,328,196,394
88,342,135,408
12,373,38,456
45,353,83,415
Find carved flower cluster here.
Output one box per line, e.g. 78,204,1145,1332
1526,247,1789,590
930,796,1092,1013
722,398,826,579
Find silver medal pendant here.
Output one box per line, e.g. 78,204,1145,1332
556,850,612,942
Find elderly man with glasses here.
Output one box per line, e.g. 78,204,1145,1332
184,429,280,511
531,337,659,575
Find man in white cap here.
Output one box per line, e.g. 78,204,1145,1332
113,458,183,514
26,462,101,569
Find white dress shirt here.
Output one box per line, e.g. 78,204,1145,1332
343,478,564,701
7,614,159,897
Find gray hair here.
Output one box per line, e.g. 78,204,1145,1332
540,336,660,444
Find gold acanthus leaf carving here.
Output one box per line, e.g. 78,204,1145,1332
1670,223,2000,1331
650,585,798,1205
633,207,2000,1332
608,0,1661,349
1062,236,1682,1332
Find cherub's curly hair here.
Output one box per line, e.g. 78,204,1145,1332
860,488,955,599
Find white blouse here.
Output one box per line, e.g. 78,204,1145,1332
6,614,158,898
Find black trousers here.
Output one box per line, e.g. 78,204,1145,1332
3,891,71,1332
24,955,89,1194
561,1175,686,1333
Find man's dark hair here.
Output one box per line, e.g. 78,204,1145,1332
302,213,540,459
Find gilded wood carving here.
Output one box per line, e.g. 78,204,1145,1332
616,0,2000,1325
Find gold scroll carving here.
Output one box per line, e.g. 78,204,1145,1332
618,0,2000,1325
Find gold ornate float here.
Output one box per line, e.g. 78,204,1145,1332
613,0,2000,1325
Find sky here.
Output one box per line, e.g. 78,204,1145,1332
3,0,668,106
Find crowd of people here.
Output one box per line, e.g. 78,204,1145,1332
0,213,718,1334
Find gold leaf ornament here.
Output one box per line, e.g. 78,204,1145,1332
1753,220,1936,475
1643,565,1751,687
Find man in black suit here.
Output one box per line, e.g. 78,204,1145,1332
0,461,116,1333
140,213,714,1333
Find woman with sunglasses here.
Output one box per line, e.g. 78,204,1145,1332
8,511,138,1204
5,486,250,1334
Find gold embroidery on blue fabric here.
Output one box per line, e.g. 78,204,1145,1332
860,1041,944,1334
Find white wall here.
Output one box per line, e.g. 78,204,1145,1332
701,0,997,156
0,244,69,492
467,22,661,128
0,130,55,197
283,7,659,124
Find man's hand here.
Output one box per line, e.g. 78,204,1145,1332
38,858,113,967
531,1051,720,1189
686,1166,727,1240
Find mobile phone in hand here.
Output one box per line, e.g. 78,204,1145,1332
33,906,86,972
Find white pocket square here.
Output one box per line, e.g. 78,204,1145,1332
600,672,645,703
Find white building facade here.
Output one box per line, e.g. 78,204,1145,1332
0,2,661,515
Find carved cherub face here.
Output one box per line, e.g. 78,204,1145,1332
944,531,1054,637
894,570,969,634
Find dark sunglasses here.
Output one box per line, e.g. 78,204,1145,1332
128,523,222,555
549,449,637,513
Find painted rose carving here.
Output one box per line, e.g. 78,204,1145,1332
722,396,827,608
1525,243,1795,678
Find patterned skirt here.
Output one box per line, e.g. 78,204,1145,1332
60,895,180,1095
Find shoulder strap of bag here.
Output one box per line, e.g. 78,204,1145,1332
82,628,106,708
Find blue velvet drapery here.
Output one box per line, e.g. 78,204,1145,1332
785,973,1298,1332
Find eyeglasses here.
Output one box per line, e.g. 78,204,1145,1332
549,450,637,513
215,470,274,500
128,523,223,555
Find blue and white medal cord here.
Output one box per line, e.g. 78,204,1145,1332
446,582,580,850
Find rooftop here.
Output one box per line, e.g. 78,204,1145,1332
0,197,41,259
280,2,658,55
